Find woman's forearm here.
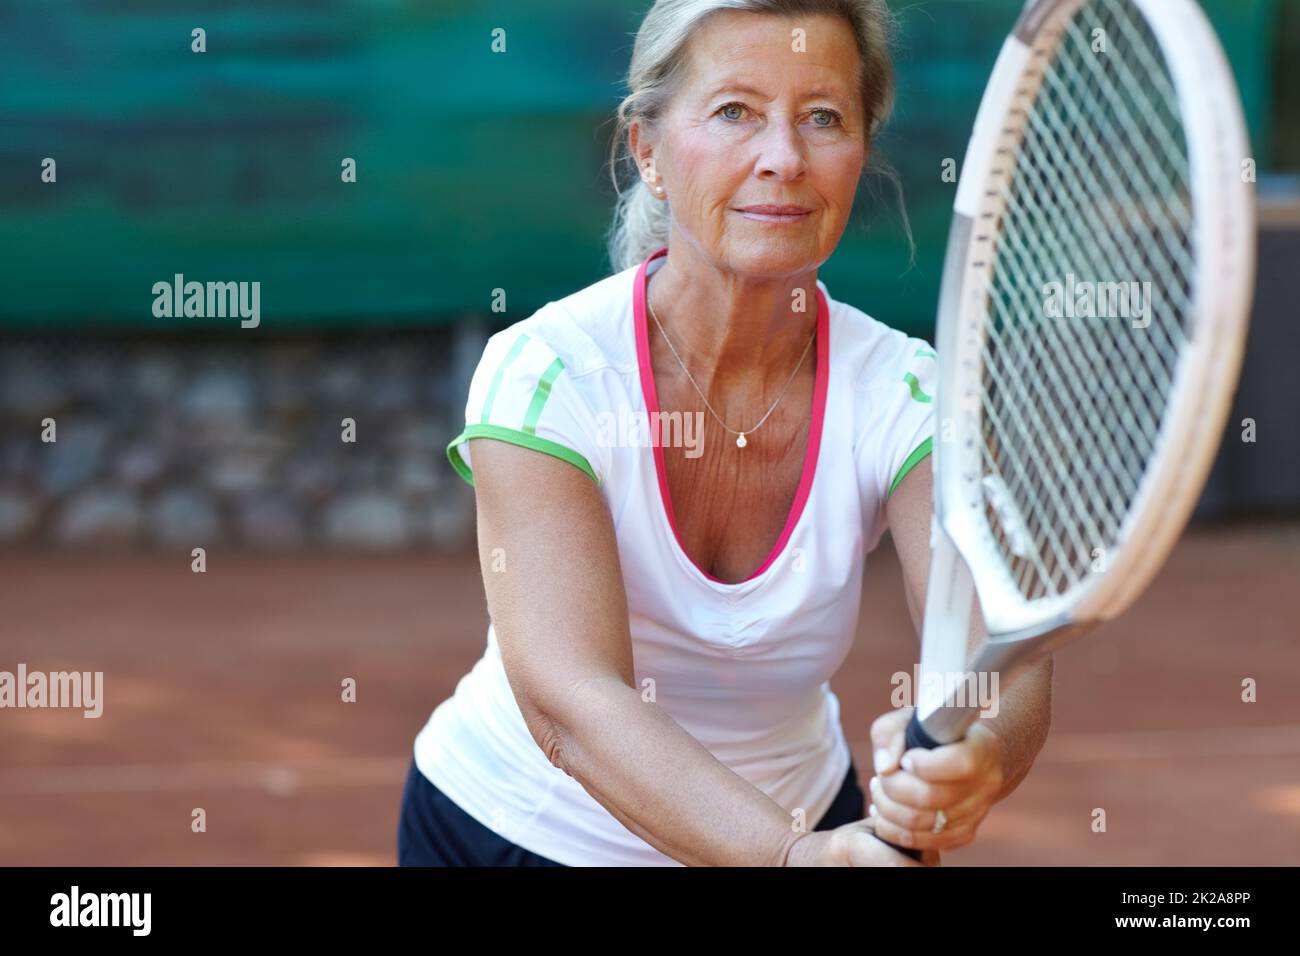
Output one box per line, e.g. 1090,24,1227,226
980,656,1053,801
529,674,801,866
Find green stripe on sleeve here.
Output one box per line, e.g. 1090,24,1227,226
888,437,933,498
479,334,531,424
521,357,566,435
446,424,598,487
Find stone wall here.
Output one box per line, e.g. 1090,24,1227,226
0,328,487,551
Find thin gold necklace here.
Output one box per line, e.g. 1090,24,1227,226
647,289,815,449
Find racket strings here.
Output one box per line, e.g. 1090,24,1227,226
1032,8,1195,376
990,173,1154,484
1033,56,1194,361
1008,100,1186,464
984,157,1168,593
993,64,1186,593
981,290,1121,547
1085,0,1196,219
981,291,1127,592
992,146,1165,503
1053,7,1197,308
976,0,1196,602
984,196,1177,589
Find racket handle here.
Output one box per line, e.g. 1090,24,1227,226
878,711,943,863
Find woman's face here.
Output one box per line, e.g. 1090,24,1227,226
648,11,869,279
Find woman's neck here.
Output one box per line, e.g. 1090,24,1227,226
646,244,818,395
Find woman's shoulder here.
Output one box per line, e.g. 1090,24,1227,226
825,292,937,395
824,293,938,510
488,266,641,381
453,268,643,489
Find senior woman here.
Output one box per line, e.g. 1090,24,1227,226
398,0,1052,867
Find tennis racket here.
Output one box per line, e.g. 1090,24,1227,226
884,0,1256,862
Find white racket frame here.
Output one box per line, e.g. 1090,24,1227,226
916,0,1256,738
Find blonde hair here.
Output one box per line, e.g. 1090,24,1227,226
606,0,898,273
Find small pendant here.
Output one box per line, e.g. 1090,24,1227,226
736,433,747,448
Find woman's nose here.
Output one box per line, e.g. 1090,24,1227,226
754,123,808,180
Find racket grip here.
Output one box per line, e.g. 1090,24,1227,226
877,711,943,864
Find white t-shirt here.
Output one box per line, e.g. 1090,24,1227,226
413,247,937,866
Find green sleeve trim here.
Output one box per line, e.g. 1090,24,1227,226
521,357,566,435
446,424,598,487
888,437,933,498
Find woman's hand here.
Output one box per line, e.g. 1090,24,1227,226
866,707,1005,857
784,821,937,866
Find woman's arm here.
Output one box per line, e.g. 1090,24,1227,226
883,463,1053,807
469,437,806,866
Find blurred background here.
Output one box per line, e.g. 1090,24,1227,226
0,0,1296,866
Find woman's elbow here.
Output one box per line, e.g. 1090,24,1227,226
512,689,574,774
515,673,626,777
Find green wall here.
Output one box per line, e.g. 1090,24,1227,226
0,0,1287,333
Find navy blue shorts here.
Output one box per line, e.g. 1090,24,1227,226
396,756,866,866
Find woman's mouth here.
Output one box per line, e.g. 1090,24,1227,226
734,204,813,224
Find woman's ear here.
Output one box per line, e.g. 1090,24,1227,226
629,121,652,178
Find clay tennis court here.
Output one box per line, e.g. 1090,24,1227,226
2,519,1296,867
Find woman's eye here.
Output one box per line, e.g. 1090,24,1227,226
715,103,841,126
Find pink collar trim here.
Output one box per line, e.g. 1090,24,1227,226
633,246,830,586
